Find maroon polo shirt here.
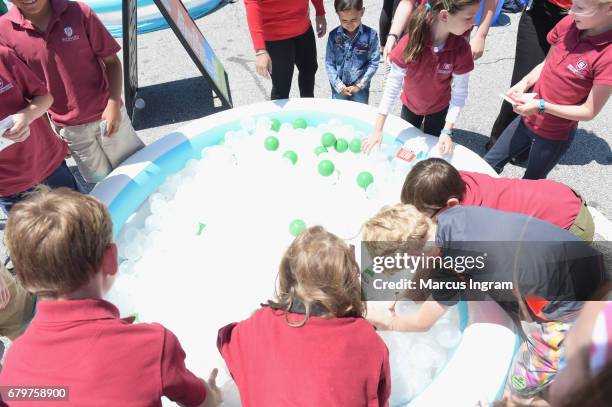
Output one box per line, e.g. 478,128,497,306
0,0,121,127
459,171,582,230
0,298,207,407
389,33,474,115
218,306,391,407
524,16,612,140
0,46,67,197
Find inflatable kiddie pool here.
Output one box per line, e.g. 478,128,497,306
91,99,518,406
82,0,223,37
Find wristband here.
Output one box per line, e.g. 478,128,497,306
387,33,399,41
440,129,453,139
255,50,268,56
539,99,545,114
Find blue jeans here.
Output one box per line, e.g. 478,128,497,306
0,161,79,215
331,87,370,104
483,116,575,180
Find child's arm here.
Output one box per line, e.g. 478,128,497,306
506,48,553,98
368,301,447,332
355,31,381,92
470,0,498,60
101,55,123,137
325,34,346,94
514,84,612,120
382,0,416,62
4,94,53,142
436,72,471,155
362,62,407,154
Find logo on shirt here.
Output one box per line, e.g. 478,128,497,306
567,59,589,79
0,79,14,95
437,63,453,75
62,26,80,42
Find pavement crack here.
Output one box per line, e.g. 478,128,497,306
477,57,516,66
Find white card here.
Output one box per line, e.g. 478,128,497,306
0,116,15,152
499,92,538,105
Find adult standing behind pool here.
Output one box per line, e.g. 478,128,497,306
244,0,327,100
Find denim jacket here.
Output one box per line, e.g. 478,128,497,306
325,24,381,93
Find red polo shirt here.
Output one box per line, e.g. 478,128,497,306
0,0,121,127
390,33,474,115
0,299,207,407
244,0,325,50
524,16,612,140
460,171,582,230
0,46,67,197
218,306,391,407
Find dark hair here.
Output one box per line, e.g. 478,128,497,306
400,158,466,212
334,0,363,12
403,0,480,63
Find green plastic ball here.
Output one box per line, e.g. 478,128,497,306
293,118,307,129
357,171,374,190
318,160,335,177
314,146,328,156
270,118,281,132
289,219,307,237
349,138,362,153
335,138,349,153
321,132,336,148
264,135,279,151
282,150,298,165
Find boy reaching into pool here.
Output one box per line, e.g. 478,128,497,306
362,204,606,405
362,0,481,156
325,0,381,104
401,158,595,241
0,187,222,407
0,0,145,184
218,226,391,407
484,1,612,180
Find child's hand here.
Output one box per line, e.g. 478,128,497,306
315,15,327,38
470,34,486,61
383,36,397,63
203,368,223,407
348,85,361,94
0,280,10,310
340,87,353,97
256,51,272,79
367,306,394,330
505,82,529,101
362,130,382,155
437,134,454,155
101,100,122,137
513,99,540,117
4,112,31,142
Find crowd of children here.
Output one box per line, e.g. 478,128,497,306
0,0,611,406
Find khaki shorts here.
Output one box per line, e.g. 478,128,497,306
568,198,595,242
57,105,145,183
0,263,35,340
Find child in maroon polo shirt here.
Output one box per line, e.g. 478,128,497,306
0,45,78,215
0,0,145,184
401,158,595,241
484,3,612,180
0,188,221,407
362,0,481,157
218,226,391,407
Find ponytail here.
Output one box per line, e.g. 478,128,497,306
402,0,480,64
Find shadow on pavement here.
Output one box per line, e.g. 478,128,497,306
131,76,227,131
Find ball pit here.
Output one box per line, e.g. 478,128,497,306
92,99,518,406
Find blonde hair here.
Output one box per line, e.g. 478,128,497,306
5,187,113,296
362,204,435,258
270,226,364,327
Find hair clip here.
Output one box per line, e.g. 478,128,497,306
425,3,433,11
